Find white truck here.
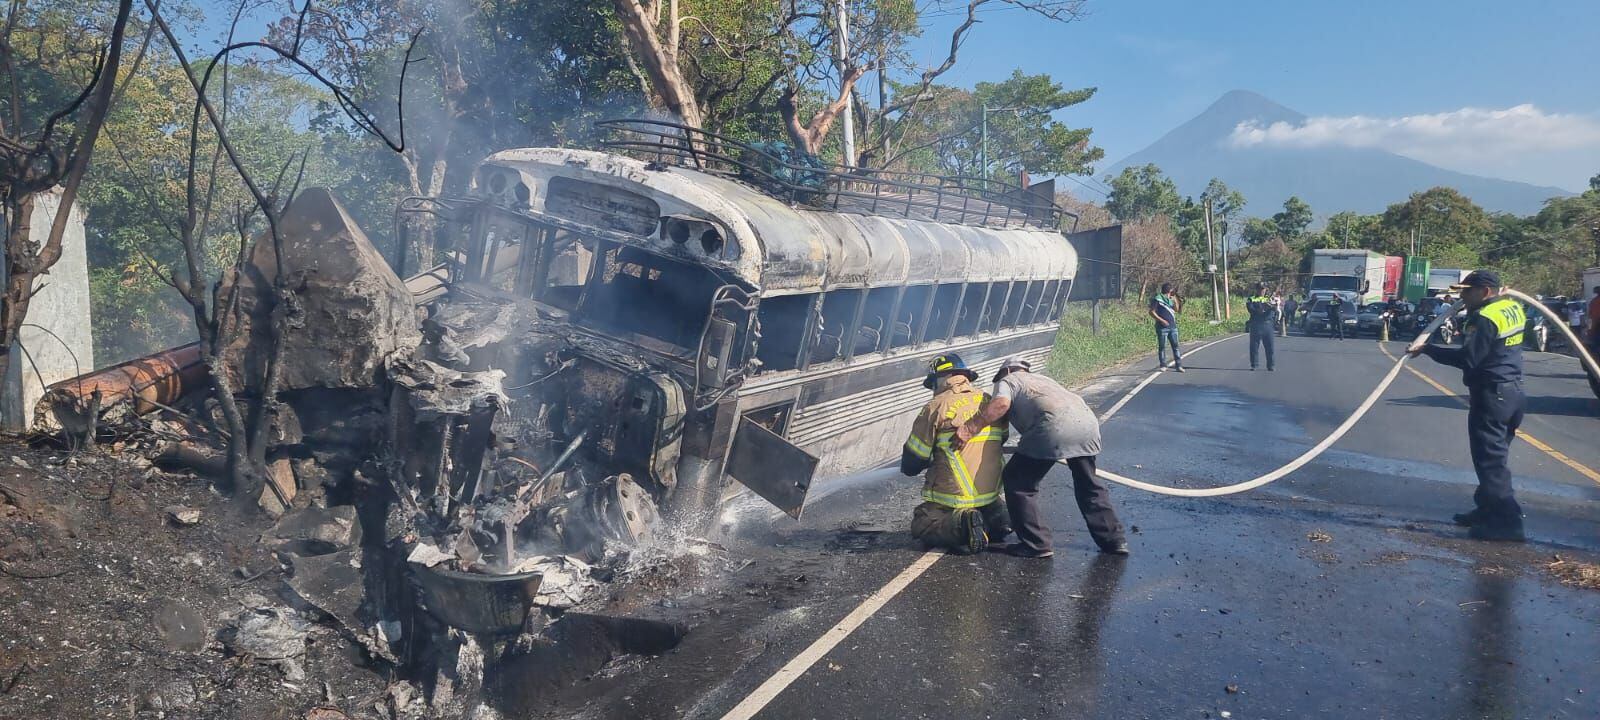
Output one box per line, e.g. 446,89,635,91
1426,268,1470,296
1306,249,1387,305
1584,267,1599,301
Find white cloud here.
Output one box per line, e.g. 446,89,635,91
1227,105,1600,191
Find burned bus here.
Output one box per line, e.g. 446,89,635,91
400,120,1079,524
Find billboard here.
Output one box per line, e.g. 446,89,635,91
1066,225,1123,302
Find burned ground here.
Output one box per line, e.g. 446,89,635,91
0,436,839,720
0,440,394,719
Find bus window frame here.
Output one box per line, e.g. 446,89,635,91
923,283,964,347
982,281,1014,334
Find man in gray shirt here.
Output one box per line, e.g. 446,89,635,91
956,356,1128,557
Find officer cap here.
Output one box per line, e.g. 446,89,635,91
1451,270,1502,290
923,353,978,389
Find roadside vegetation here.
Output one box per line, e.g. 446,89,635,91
1046,295,1246,387
1087,163,1600,303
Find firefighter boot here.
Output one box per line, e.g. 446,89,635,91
961,508,988,555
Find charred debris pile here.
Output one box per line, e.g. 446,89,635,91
33,189,706,713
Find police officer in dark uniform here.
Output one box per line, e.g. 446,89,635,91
1407,270,1527,541
1246,282,1278,371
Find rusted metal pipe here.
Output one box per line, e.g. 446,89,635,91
33,342,207,434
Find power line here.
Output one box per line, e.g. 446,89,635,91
1060,174,1107,198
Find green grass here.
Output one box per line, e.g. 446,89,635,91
1044,295,1248,387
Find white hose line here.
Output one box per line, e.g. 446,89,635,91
1507,288,1600,386
1085,298,1464,497
1092,344,1420,498
1090,288,1600,497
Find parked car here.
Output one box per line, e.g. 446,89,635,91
1305,298,1359,336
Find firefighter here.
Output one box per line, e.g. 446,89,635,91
1407,270,1527,541
1246,282,1278,371
900,353,1011,554
956,356,1128,557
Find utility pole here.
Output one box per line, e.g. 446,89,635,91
836,0,855,167
1590,221,1600,265
1220,215,1232,320
980,107,989,179
1205,199,1221,320
978,105,1021,180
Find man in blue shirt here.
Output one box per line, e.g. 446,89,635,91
1148,283,1185,372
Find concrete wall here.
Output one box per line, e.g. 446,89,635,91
2,188,94,430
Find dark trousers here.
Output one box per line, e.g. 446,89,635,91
1003,454,1125,552
1467,382,1525,527
1156,327,1182,368
911,501,1011,551
1329,317,1345,339
1249,326,1276,369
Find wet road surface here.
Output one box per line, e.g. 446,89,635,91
510,333,1600,720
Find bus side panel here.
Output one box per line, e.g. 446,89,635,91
779,335,1056,482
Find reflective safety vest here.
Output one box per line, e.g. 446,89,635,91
1477,296,1526,346
1246,295,1277,328
903,376,1007,509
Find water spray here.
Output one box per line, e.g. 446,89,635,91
1089,288,1600,497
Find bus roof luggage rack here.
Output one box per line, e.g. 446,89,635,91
596,119,1069,232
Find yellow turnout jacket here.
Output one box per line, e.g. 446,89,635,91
900,376,1007,509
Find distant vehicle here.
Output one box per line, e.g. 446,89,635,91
1523,303,1548,352
1400,256,1430,302
1305,298,1359,336
1358,301,1413,337
1426,268,1469,296
1383,256,1404,299
1541,295,1568,319
1306,249,1386,305
1355,303,1390,336
1412,296,1459,343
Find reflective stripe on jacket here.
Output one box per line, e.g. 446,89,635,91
1246,295,1278,328
902,376,1006,509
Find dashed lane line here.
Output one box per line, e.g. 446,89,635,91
1377,343,1600,487
1099,333,1240,421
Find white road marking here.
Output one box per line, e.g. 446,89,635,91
717,332,1242,719
1099,334,1240,421
717,549,944,720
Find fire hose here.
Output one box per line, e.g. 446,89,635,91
1086,288,1600,498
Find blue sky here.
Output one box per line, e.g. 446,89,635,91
901,0,1600,191
185,0,1600,192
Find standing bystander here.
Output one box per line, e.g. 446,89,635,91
1149,283,1185,372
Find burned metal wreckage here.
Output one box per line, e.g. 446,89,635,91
34,120,1081,711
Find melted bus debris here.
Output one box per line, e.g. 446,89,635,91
34,120,1082,712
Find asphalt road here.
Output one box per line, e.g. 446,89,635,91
501,332,1600,720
